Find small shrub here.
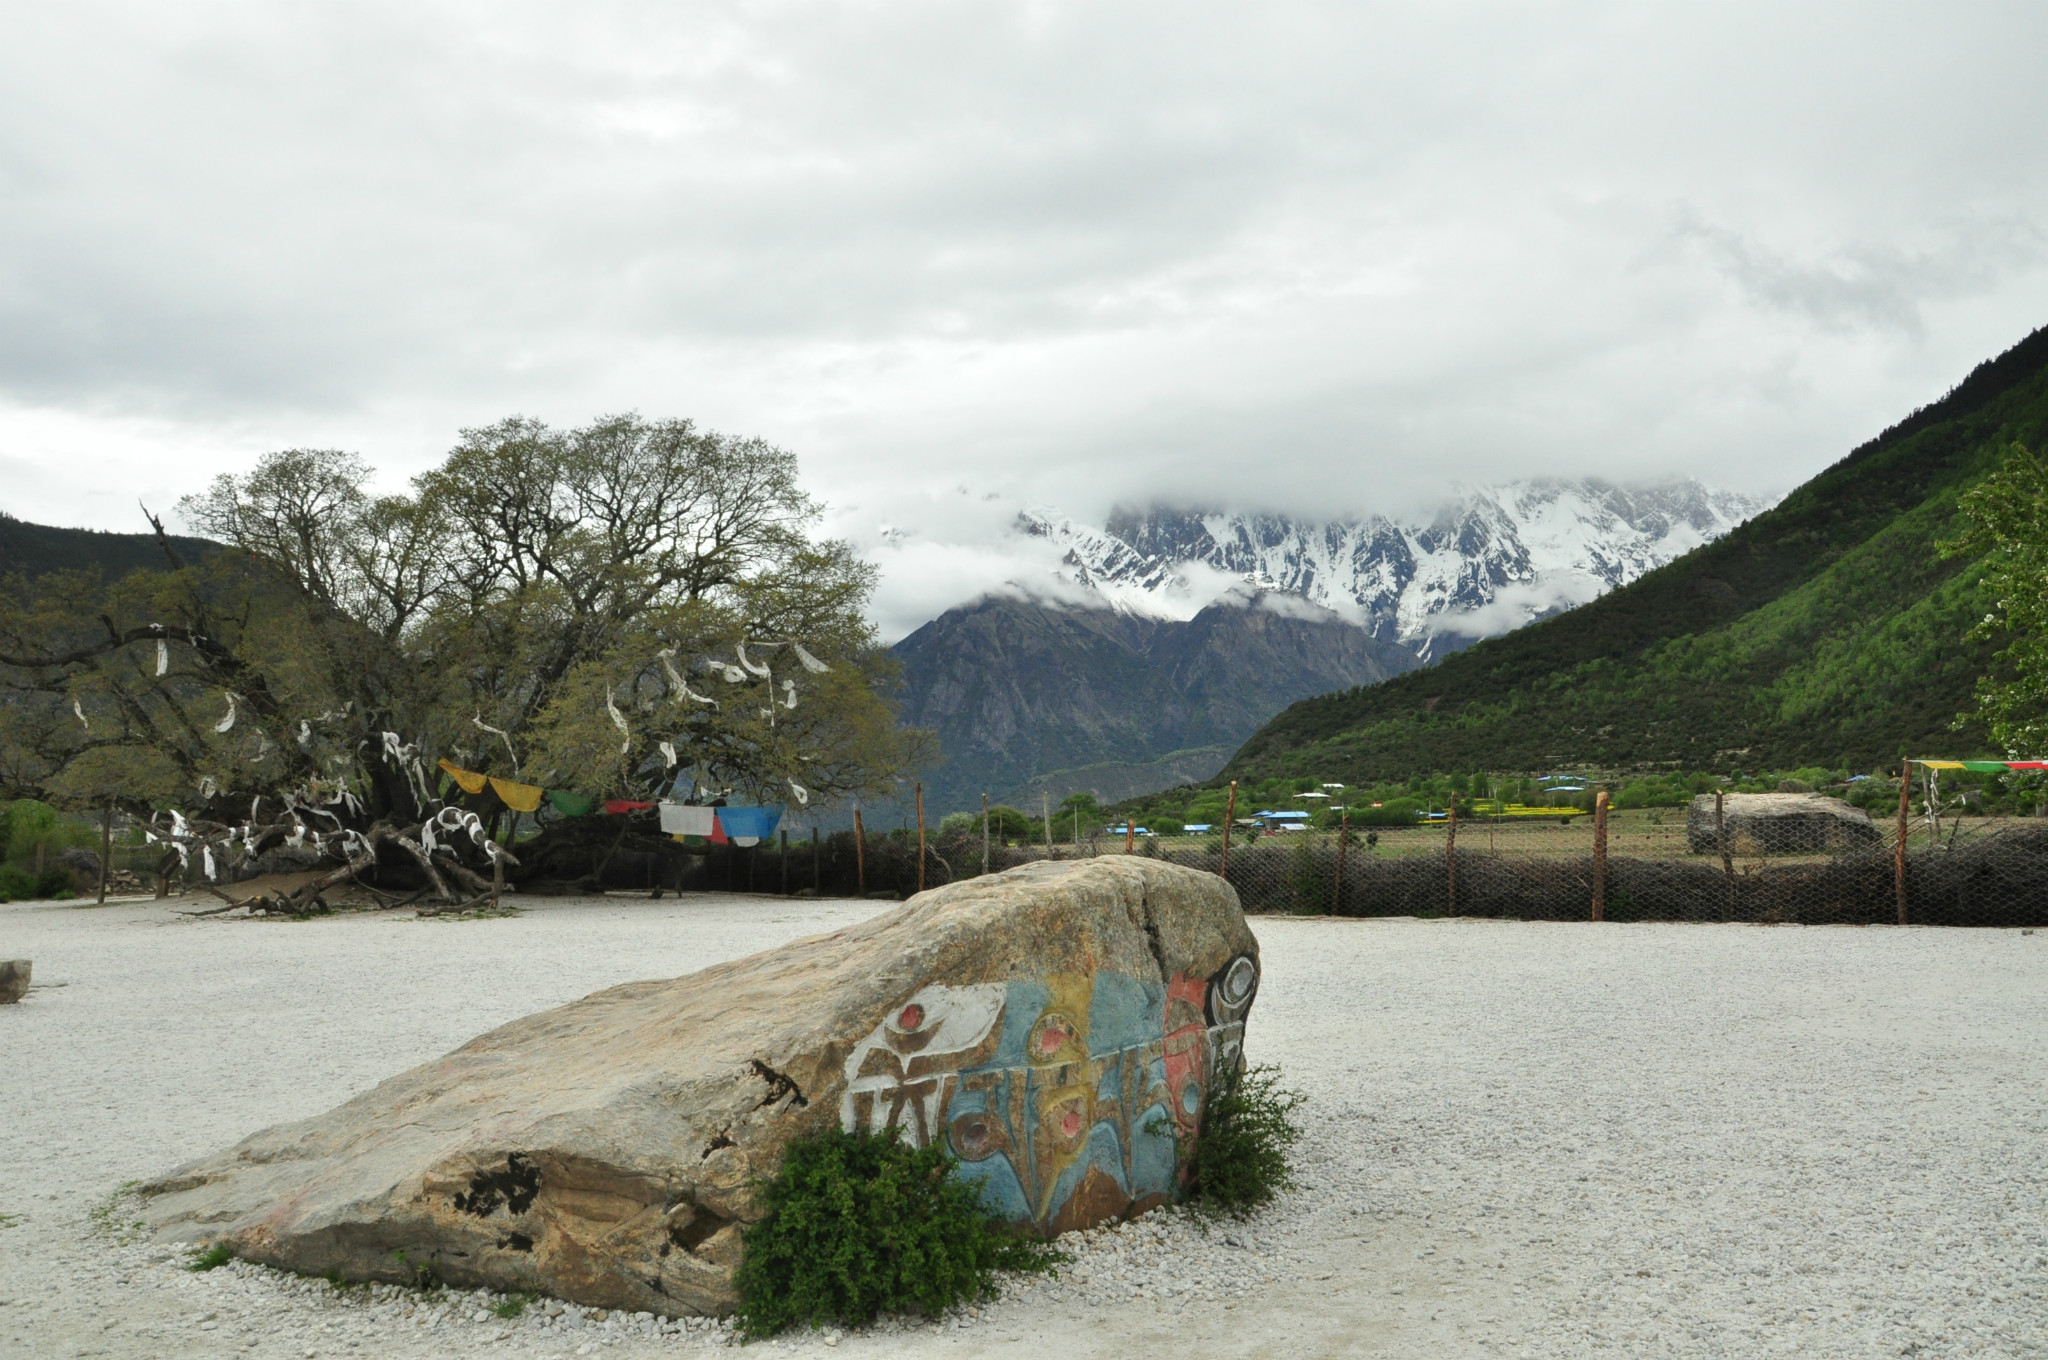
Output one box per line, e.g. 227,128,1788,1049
493,1293,534,1319
390,1248,441,1289
1351,798,1424,827
0,865,72,903
188,1243,235,1271
732,1127,1063,1338
1181,1064,1303,1217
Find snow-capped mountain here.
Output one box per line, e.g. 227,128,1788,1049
1020,478,1771,660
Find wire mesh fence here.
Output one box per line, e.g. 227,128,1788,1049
719,803,2048,928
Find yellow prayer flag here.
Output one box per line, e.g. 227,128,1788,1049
438,759,490,795
490,776,545,813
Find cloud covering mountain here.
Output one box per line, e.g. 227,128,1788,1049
2,4,2047,560
865,478,1768,649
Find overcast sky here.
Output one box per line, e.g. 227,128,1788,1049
5,1,2048,636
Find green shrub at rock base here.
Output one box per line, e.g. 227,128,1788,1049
732,1127,1063,1338
187,1243,234,1271
1181,1063,1303,1217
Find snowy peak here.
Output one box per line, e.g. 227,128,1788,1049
1019,478,1770,653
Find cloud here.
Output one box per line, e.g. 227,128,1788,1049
1428,570,1610,640
4,0,2048,631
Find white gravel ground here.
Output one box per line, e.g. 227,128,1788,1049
2,893,2045,1359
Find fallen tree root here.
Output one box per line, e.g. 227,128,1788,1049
170,900,243,918
414,891,500,917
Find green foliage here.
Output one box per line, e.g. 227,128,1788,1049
0,864,74,902
984,805,1042,840
943,805,1046,840
188,1243,235,1271
0,415,930,815
732,1127,1063,1338
493,1293,534,1319
1180,1064,1303,1217
1943,443,2048,754
1348,797,1423,826
1149,816,1185,836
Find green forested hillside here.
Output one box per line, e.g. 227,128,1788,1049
1226,325,2048,782
0,512,215,579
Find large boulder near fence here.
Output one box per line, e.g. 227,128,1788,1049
137,858,1258,1316
56,846,101,876
1686,792,1880,855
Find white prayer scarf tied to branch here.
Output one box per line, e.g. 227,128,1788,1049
605,686,631,754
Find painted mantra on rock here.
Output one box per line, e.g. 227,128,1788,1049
839,954,1259,1233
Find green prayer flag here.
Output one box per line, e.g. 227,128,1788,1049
547,790,596,817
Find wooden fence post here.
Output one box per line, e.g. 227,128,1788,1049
1591,790,1609,921
982,793,991,875
1332,809,1349,915
1895,762,1911,926
1042,793,1052,857
1446,792,1459,916
1125,809,1135,855
491,844,504,910
1219,780,1238,879
780,828,789,895
916,782,926,895
853,807,867,896
1716,789,1734,913
812,825,821,894
97,803,112,904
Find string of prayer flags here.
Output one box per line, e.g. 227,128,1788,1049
490,777,544,813
438,759,490,796
547,790,596,818
716,806,782,847
1912,759,2048,771
659,803,716,837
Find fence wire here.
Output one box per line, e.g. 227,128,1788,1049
687,807,2048,927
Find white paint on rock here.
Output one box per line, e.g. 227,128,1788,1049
0,895,2044,1357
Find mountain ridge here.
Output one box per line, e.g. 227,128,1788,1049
1215,324,2048,785
1018,477,1769,659
890,585,1418,814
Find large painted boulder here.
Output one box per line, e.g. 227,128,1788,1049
138,858,1258,1316
1686,792,1880,855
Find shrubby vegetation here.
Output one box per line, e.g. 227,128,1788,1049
0,799,97,901
0,417,933,896
1176,1064,1303,1217
935,805,1044,841
732,1128,1062,1338
1944,443,2048,756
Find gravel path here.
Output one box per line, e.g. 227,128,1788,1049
2,895,2045,1358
